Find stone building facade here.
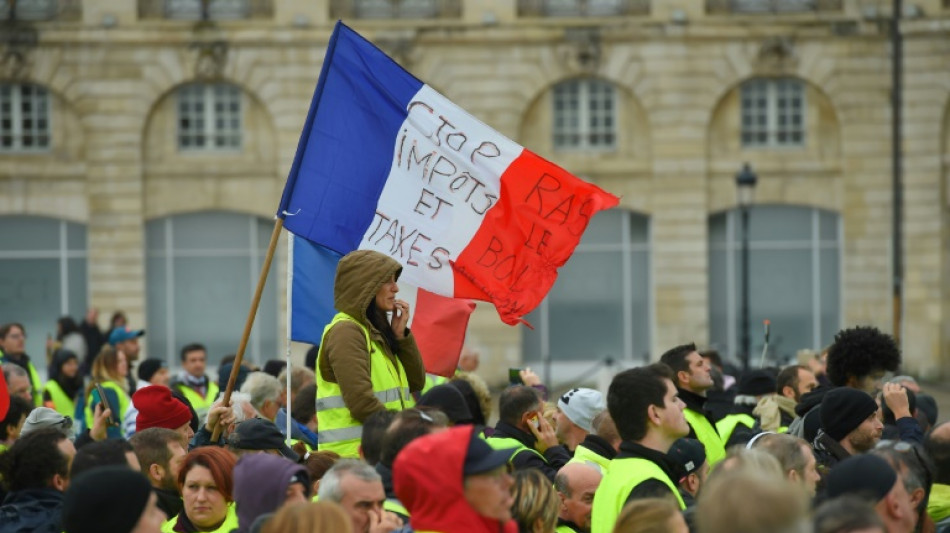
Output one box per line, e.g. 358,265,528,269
1,0,948,384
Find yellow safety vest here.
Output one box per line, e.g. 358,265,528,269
683,408,726,466
566,443,611,474
0,353,43,407
485,435,544,463
84,381,131,430
556,525,581,533
928,483,950,522
384,498,409,518
591,457,686,533
161,502,237,533
175,381,219,420
715,413,756,444
421,373,449,394
315,313,413,458
43,380,76,418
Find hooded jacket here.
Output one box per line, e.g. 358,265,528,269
319,250,426,422
232,454,308,533
394,425,518,533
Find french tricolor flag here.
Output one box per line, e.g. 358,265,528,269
280,22,617,370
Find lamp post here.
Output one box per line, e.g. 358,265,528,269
736,163,758,372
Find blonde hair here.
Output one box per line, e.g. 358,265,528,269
261,501,352,533
511,469,559,533
613,497,682,533
696,469,811,533
87,345,128,395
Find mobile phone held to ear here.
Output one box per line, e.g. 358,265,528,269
94,382,120,427
509,368,524,386
528,414,541,430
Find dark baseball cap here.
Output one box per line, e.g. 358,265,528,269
668,438,707,480
463,430,513,476
227,418,299,462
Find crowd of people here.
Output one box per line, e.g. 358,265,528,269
0,249,948,533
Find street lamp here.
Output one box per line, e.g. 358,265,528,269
736,163,758,371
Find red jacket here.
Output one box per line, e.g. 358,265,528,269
393,426,518,533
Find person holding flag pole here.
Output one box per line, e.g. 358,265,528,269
211,21,618,443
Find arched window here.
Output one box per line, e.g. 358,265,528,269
552,78,617,151
0,83,50,152
176,83,242,151
708,205,840,363
146,211,277,367
0,216,88,359
522,209,650,366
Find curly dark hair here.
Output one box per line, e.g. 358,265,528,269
826,326,901,386
0,428,71,491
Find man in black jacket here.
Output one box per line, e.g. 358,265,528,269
0,428,76,533
487,385,570,482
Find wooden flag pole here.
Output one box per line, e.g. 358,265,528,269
211,217,284,442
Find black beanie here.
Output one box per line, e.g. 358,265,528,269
825,454,896,502
738,369,777,397
63,466,152,533
820,387,879,441
137,358,166,382
417,384,474,424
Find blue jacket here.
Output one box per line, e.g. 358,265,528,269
0,488,64,533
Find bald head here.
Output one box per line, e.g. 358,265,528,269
926,422,950,485
555,463,602,530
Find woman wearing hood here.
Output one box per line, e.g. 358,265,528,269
44,349,84,418
315,250,426,458
394,425,519,533
232,453,310,532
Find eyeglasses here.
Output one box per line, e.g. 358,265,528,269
875,439,933,492
404,408,434,423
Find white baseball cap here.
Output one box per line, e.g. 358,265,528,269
557,388,605,433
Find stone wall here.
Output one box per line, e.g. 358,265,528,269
1,0,948,382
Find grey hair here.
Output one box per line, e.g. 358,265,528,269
2,363,27,381
200,391,254,428
317,459,381,503
239,372,282,411
229,392,252,423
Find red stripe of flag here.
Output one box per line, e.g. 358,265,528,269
452,150,619,326
412,288,476,377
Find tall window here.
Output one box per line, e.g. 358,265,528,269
740,78,804,147
0,216,88,360
177,83,242,151
0,83,51,152
522,209,650,365
708,205,840,363
146,212,277,367
552,78,617,151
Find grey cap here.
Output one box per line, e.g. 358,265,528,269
21,407,74,439
557,388,606,433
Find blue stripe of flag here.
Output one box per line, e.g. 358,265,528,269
278,21,424,255
290,236,342,345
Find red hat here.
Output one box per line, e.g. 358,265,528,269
134,386,191,432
